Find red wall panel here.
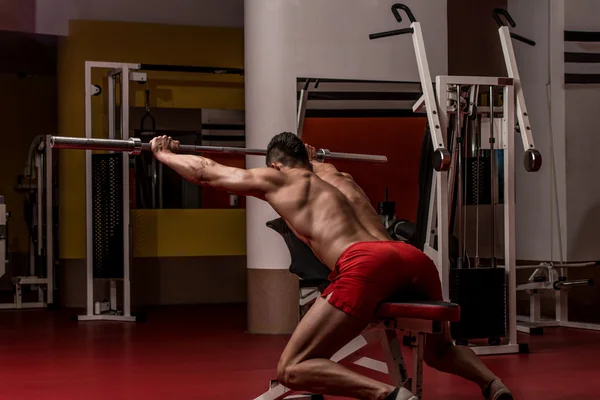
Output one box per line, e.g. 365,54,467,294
303,117,427,221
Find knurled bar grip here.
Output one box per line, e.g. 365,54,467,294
49,136,388,164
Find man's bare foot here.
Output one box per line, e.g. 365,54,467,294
483,379,513,400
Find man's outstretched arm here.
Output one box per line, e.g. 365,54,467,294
151,136,286,199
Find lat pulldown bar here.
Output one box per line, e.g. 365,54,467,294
49,136,388,164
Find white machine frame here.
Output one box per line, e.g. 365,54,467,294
402,22,538,355
0,135,54,310
516,261,600,334
79,61,243,321
79,62,147,322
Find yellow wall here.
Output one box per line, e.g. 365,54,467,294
58,20,245,259
0,74,57,254
132,209,246,257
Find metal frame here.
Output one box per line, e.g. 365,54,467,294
502,83,519,352
370,12,524,355
498,26,536,153
0,135,55,310
516,262,600,334
0,199,6,282
254,317,440,400
407,21,522,355
410,22,446,155
45,135,54,305
296,81,310,138
405,22,451,301
425,77,520,356
79,61,139,322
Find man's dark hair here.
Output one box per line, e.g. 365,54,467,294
265,132,310,168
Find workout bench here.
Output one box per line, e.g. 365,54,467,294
256,219,461,400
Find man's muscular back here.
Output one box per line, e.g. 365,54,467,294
310,161,391,242
265,168,379,269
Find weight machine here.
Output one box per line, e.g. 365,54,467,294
0,135,55,310
371,5,541,355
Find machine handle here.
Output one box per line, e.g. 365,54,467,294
553,279,594,290
493,8,536,46
369,28,414,40
493,8,516,28
392,3,417,23
511,32,536,47
369,4,416,40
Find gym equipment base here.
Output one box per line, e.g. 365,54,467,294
76,314,138,322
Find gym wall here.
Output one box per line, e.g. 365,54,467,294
57,20,246,307
0,0,35,33
448,0,508,77
508,0,600,262
508,0,600,323
35,0,244,36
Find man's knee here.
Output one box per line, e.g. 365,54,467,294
276,357,299,388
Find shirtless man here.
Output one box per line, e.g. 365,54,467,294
150,132,513,400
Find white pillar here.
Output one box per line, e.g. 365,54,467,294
244,0,299,334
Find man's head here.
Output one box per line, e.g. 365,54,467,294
266,132,311,170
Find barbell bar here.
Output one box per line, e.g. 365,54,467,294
49,136,388,164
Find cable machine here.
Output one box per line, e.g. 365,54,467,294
370,5,541,355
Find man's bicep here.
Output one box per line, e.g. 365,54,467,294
207,165,284,197
204,164,248,190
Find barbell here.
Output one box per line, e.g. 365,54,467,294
49,136,388,164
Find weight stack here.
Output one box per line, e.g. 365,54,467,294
450,268,506,340
465,156,491,205
92,154,124,279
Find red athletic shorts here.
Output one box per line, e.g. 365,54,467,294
321,241,443,323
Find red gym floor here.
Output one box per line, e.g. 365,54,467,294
1,305,599,400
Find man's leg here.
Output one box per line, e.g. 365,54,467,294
423,322,512,399
277,295,409,400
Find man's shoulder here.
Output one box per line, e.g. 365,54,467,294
249,167,289,185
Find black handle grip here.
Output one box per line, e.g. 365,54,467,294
392,3,417,23
493,8,536,46
369,28,414,40
369,3,416,41
493,8,516,27
140,113,156,133
511,32,536,46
